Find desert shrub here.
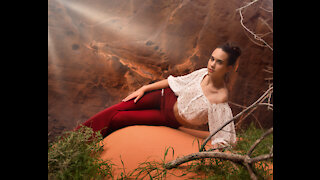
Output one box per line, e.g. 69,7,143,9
48,126,113,180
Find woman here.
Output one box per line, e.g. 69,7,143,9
75,42,241,148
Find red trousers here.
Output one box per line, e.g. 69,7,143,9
75,87,181,138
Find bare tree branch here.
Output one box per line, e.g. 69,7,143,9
165,151,246,169
236,0,260,11
165,143,273,168
258,17,273,33
229,101,262,129
244,162,258,180
249,153,273,164
236,0,273,51
247,127,273,156
235,106,260,129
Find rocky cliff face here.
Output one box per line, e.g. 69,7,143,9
48,0,273,142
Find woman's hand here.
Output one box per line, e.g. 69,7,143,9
122,86,146,103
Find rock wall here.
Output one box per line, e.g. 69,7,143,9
48,0,273,142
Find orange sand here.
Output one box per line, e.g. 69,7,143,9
99,125,212,179
99,125,273,179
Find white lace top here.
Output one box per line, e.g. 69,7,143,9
167,68,236,146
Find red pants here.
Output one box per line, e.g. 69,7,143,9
75,87,181,138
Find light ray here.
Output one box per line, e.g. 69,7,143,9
59,0,125,33
48,27,65,93
48,29,57,62
58,0,152,42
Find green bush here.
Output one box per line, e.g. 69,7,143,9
234,122,273,158
48,126,113,180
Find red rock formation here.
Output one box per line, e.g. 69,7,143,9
48,0,273,142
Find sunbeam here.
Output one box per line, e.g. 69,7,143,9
48,29,57,62
57,0,156,43
48,28,61,79
58,0,130,39
59,0,114,26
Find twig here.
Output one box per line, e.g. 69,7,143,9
229,102,262,129
236,0,260,11
242,29,269,48
259,17,273,33
235,106,260,129
229,101,247,109
237,0,273,51
244,162,258,180
248,153,273,164
247,127,273,156
258,103,273,108
260,6,273,13
263,67,273,74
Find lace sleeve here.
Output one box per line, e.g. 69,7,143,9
167,68,205,96
208,103,237,146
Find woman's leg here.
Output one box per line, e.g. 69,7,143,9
106,109,167,136
75,89,163,137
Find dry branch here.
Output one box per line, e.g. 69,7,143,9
165,148,273,169
235,106,260,129
165,152,245,169
229,102,262,129
244,162,258,180
236,0,273,51
247,127,273,156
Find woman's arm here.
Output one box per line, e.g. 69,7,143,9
122,79,169,103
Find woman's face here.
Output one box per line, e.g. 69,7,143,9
207,48,233,78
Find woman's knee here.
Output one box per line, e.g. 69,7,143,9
108,112,127,131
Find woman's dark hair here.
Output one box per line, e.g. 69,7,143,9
217,42,241,66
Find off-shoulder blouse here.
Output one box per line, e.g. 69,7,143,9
167,68,236,146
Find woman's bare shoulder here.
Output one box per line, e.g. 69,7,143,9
207,89,228,104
